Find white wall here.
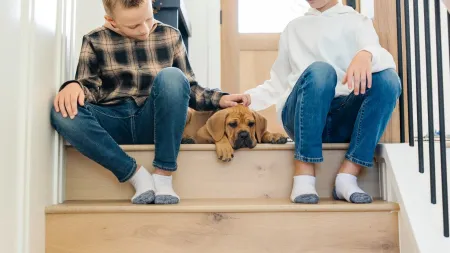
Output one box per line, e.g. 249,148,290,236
73,0,105,74
409,0,450,137
0,0,65,252
73,0,222,89
185,0,221,89
381,144,450,253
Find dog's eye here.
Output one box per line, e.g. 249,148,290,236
248,122,255,127
228,122,238,128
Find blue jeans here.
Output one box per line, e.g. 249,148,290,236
282,62,401,167
50,67,190,182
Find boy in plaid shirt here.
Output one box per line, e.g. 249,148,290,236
51,0,249,205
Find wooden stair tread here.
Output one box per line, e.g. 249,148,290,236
46,199,399,214
65,143,351,151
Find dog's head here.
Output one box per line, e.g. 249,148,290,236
204,105,267,149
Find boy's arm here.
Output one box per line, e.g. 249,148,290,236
355,16,396,71
171,30,228,111
244,28,291,111
59,36,101,103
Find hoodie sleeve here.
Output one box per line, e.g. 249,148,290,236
355,16,396,72
244,28,291,111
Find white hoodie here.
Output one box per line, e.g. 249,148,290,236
244,3,397,123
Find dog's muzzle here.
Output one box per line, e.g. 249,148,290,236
233,131,254,149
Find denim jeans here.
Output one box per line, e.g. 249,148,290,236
50,67,190,182
282,62,401,167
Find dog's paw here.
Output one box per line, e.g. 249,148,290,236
181,136,196,144
216,144,234,162
273,134,288,144
263,133,288,144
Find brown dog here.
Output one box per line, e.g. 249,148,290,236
182,105,288,162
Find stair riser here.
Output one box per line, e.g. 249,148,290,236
65,148,381,200
46,211,399,253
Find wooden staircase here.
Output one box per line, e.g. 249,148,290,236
45,143,400,252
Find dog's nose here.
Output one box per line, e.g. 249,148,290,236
238,131,249,139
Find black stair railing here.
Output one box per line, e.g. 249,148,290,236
398,0,449,238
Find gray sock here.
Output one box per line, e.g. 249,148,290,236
293,194,319,204
332,188,372,204
132,190,155,204
349,192,373,204
155,195,179,204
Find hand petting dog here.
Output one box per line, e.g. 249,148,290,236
219,94,251,108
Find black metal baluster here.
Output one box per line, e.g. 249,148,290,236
433,0,449,238
423,0,436,203
404,0,415,146
396,0,406,143
413,0,425,173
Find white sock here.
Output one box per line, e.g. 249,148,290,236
334,173,372,203
128,166,155,203
153,174,180,204
290,175,318,202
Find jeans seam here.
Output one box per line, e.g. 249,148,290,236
294,154,324,163
131,116,137,144
345,154,373,167
349,98,367,157
87,104,134,119
298,78,306,154
153,161,177,172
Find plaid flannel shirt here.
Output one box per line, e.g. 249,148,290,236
60,21,227,111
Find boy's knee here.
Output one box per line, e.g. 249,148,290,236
308,61,336,76
50,106,86,132
372,69,401,99
50,108,69,131
295,61,337,95
154,67,190,97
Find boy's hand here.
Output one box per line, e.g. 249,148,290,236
342,50,373,95
54,82,85,119
219,94,251,108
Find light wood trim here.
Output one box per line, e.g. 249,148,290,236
46,199,399,214
220,0,240,93
239,33,280,51
65,143,351,151
373,0,401,143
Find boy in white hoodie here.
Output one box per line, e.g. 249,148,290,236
244,0,401,204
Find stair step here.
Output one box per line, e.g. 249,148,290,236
65,143,382,201
46,199,399,253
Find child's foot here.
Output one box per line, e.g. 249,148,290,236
154,174,180,204
333,173,372,204
290,175,319,204
128,166,156,204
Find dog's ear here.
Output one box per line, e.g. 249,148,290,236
252,111,267,143
206,109,229,142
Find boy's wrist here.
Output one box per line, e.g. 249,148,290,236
359,50,373,60
60,80,82,92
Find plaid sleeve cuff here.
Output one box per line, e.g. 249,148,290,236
211,90,229,109
59,80,82,91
